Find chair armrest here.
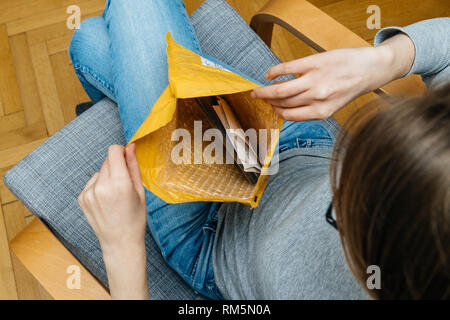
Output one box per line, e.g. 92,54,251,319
10,219,110,300
250,0,426,96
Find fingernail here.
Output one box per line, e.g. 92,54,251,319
250,91,256,99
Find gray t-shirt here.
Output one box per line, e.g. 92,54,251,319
214,147,369,299
212,18,450,300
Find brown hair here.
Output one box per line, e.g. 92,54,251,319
331,83,450,299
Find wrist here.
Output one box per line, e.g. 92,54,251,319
102,242,149,300
102,241,146,268
375,33,415,81
373,44,398,83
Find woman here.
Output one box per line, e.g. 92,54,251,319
70,0,449,299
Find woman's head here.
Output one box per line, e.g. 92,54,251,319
332,83,450,299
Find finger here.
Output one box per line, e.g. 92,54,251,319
79,188,99,229
83,172,99,192
125,143,145,196
265,57,314,81
269,80,290,85
263,90,315,108
252,80,289,100
251,77,310,100
97,156,110,182
78,182,95,215
272,105,332,122
107,145,129,179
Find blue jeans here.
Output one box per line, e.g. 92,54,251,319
69,0,333,300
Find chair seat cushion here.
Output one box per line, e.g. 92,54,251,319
4,0,285,299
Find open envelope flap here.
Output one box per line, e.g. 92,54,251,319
166,33,260,98
129,33,261,144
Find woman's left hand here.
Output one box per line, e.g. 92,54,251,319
250,34,415,122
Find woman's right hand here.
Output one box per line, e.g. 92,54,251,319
251,33,415,122
78,144,149,300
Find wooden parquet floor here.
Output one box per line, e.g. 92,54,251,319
0,0,448,300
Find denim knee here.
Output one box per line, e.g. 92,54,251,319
69,17,107,66
69,17,115,102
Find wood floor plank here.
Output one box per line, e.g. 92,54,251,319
0,204,18,299
7,0,105,36
0,138,47,169
62,57,91,104
27,20,73,47
26,9,103,47
25,215,36,225
0,112,26,134
47,34,72,55
0,166,16,205
73,70,91,103
183,0,204,15
50,52,79,124
0,24,22,115
318,0,450,42
0,0,91,25
3,202,27,240
0,184,16,205
0,122,48,151
29,42,65,135
3,201,43,300
9,33,44,126
0,0,36,12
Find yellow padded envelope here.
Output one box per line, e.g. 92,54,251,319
129,33,283,208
